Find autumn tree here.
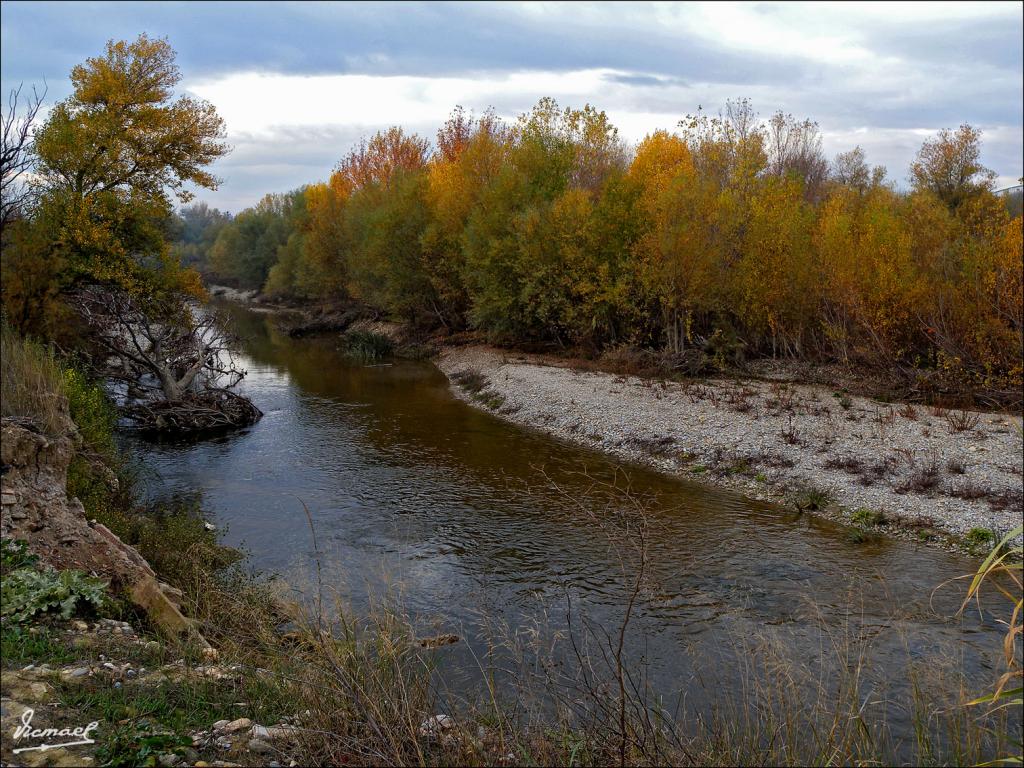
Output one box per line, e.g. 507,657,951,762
30,33,228,299
764,111,828,201
334,126,431,191
909,124,995,211
422,107,508,328
830,146,887,192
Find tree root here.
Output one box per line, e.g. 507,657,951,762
124,389,262,435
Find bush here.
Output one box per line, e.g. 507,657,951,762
63,366,117,455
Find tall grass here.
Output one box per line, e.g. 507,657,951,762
0,321,69,434
343,329,394,362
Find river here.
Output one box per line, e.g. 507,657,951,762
130,301,1012,752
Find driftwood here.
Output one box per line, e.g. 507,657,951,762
124,389,262,435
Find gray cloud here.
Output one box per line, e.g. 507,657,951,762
2,0,1020,211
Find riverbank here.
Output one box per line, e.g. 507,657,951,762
437,345,1023,548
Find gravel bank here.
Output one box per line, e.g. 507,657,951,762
437,346,1023,545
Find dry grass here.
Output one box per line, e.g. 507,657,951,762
0,322,70,435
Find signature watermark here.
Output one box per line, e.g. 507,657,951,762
10,707,100,754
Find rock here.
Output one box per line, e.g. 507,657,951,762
70,619,89,632
418,714,455,736
202,646,220,662
212,719,230,730
130,575,204,642
418,633,460,649
204,522,217,531
247,739,274,754
222,717,252,733
64,667,89,678
157,754,181,767
0,419,209,647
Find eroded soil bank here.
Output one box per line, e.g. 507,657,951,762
437,345,1024,547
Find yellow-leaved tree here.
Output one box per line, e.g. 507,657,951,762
30,33,229,302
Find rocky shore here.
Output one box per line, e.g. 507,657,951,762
437,345,1023,547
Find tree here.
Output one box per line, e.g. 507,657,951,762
334,127,430,191
831,146,887,192
31,34,228,296
1,83,46,234
909,124,995,211
75,285,260,431
765,111,828,201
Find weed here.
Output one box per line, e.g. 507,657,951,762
898,403,918,420
1,538,39,573
792,484,831,511
0,322,69,434
847,529,869,544
833,391,853,410
824,455,864,474
851,508,887,527
965,527,996,550
97,727,193,768
1,566,108,624
343,330,394,362
780,415,803,445
895,458,942,495
946,458,967,475
473,390,506,410
949,481,990,501
451,368,488,394
946,409,980,434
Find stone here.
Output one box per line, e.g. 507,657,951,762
64,667,89,678
222,717,252,733
212,719,230,730
418,714,455,736
71,619,89,631
247,739,274,754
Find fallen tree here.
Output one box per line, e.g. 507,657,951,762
75,286,262,434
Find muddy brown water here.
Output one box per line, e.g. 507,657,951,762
130,302,1015,751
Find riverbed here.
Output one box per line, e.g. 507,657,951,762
130,302,1015,751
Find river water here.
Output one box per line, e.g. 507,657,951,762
131,302,1012,748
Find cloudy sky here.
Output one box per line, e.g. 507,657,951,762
2,1,1021,212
